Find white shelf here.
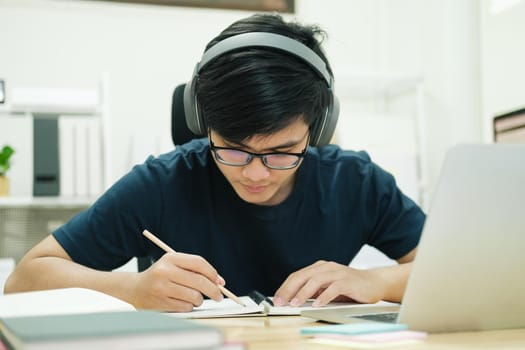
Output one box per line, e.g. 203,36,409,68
0,88,101,116
0,104,10,113
0,196,96,208
1,105,101,116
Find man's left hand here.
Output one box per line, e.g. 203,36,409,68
273,260,386,307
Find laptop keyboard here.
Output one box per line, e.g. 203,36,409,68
352,312,399,323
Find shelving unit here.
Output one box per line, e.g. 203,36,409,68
0,196,97,209
0,78,110,262
0,198,92,262
0,77,110,199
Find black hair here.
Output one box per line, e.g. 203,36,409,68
196,14,332,144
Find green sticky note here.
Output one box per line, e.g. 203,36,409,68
300,322,408,336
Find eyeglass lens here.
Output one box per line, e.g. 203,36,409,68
215,149,299,168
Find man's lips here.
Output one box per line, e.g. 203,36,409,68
242,184,269,193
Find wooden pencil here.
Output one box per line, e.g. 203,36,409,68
142,229,246,307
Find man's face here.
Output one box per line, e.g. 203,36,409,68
209,119,309,206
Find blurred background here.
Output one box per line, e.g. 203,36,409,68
0,0,524,279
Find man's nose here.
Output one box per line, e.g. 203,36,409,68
241,157,270,181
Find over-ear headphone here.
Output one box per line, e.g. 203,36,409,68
183,32,339,147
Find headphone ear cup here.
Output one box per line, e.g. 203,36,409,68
310,94,339,147
183,67,207,136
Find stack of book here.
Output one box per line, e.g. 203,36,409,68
0,288,229,350
0,311,223,350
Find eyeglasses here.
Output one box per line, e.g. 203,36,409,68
209,133,309,170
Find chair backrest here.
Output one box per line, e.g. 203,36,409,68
134,84,198,272
172,83,200,146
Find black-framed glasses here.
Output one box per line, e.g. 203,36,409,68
209,134,309,170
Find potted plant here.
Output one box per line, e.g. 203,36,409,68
0,145,15,196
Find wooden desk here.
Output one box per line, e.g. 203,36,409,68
199,316,525,349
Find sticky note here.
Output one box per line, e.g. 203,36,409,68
300,322,408,336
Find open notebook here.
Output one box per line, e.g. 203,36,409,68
169,294,396,319
0,288,395,319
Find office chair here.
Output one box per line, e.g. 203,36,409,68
171,83,200,146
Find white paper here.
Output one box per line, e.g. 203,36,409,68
0,288,135,318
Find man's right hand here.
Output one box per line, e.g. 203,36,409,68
130,252,224,312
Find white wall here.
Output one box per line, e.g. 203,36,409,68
298,0,483,208
2,0,522,210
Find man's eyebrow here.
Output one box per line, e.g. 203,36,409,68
225,139,303,152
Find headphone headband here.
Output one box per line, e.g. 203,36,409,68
198,32,333,87
183,31,339,146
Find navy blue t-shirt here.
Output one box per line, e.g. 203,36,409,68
53,139,425,296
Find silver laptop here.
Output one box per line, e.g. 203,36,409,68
302,144,525,333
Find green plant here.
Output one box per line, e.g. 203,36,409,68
0,145,15,176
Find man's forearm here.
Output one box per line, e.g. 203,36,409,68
370,262,413,303
4,256,137,306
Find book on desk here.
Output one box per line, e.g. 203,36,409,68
0,288,225,350
0,311,223,350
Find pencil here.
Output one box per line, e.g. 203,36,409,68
142,229,246,307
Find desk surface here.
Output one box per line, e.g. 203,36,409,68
198,316,525,349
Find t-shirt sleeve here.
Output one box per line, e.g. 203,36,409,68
361,161,425,260
52,157,165,270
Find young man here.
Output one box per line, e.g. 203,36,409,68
5,14,425,312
